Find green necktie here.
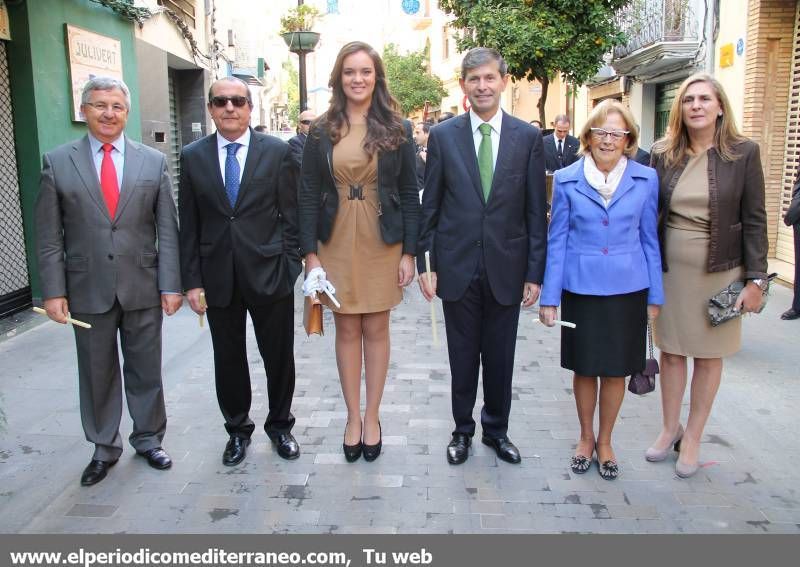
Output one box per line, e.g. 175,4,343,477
478,123,493,201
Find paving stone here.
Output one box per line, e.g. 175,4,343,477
0,282,798,533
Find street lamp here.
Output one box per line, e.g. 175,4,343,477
280,1,320,112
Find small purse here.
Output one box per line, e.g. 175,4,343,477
303,293,324,336
628,322,658,395
707,273,777,327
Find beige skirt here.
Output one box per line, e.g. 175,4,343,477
654,226,743,358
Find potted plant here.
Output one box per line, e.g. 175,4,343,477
280,4,321,53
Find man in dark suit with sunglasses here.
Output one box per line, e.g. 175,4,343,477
179,77,302,466
287,109,315,169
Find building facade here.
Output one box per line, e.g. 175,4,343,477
598,0,799,282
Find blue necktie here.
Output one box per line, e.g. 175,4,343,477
224,142,242,207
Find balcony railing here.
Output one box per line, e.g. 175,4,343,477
613,0,698,60
157,0,196,29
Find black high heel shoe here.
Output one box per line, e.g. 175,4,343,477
343,421,362,463
362,421,382,462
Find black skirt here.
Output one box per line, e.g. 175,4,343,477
560,289,648,377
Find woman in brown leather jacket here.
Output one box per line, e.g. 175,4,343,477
647,73,768,478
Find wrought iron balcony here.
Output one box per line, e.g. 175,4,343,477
612,0,700,76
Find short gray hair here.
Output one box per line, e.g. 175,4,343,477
553,114,570,126
81,77,131,111
460,47,508,79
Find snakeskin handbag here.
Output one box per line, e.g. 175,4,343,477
707,274,777,327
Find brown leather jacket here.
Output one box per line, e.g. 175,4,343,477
652,140,768,280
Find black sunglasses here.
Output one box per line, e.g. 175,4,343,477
299,119,312,125
210,95,249,108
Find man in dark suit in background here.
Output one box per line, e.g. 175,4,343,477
782,172,800,320
414,120,433,192
634,147,651,166
36,77,181,486
287,109,315,169
179,77,302,466
418,47,548,466
543,114,579,172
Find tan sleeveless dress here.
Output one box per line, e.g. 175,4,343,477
317,124,403,314
654,152,743,358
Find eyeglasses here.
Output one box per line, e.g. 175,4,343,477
210,95,249,108
590,128,629,140
299,119,312,125
84,102,127,114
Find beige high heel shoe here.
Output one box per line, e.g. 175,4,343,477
645,424,684,462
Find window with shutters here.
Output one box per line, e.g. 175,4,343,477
776,2,800,265
157,0,196,29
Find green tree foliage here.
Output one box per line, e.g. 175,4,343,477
383,44,448,116
439,0,630,124
282,60,300,126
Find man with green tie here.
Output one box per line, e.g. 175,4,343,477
417,47,548,465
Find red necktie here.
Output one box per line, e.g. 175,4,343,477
100,143,119,218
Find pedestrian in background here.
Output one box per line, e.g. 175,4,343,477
648,73,768,478
780,169,800,320
539,100,663,480
543,114,580,172
299,41,419,463
413,120,433,194
288,109,316,169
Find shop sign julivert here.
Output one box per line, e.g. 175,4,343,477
65,24,123,122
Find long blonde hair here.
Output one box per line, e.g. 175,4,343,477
651,73,745,168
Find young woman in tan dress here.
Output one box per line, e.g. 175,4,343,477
649,74,768,478
298,42,419,462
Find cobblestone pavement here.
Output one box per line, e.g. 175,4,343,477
1,282,798,534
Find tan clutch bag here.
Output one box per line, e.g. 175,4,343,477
303,293,324,336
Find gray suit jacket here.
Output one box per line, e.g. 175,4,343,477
36,135,180,314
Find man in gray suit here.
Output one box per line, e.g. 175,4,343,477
35,77,182,486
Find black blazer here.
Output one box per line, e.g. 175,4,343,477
178,129,302,306
416,112,548,306
634,147,651,167
287,132,306,169
298,120,420,256
543,133,580,172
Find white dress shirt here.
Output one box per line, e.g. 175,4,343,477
216,129,251,183
88,133,125,190
469,108,502,171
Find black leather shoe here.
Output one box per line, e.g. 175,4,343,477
781,308,800,320
80,459,117,486
362,422,382,462
447,433,471,465
482,435,521,464
271,432,300,460
137,447,172,470
222,436,250,466
343,421,362,463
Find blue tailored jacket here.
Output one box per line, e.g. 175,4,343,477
540,157,664,306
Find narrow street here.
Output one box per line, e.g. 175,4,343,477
0,282,798,533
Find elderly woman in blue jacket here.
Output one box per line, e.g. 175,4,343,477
539,100,664,480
